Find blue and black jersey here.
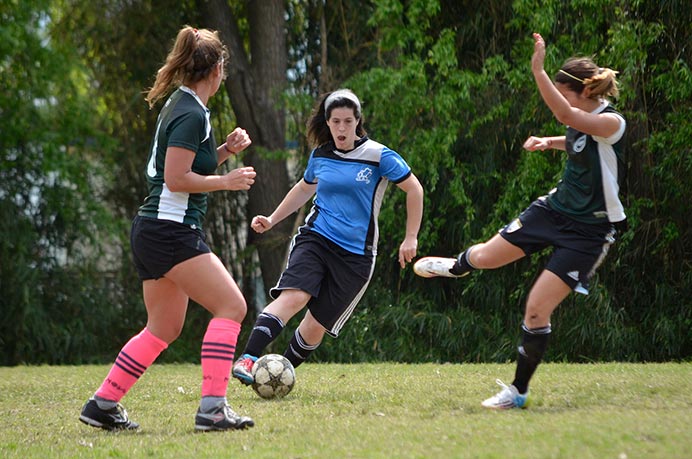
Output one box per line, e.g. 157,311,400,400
301,137,412,256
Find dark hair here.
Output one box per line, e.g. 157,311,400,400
554,57,619,99
145,26,228,108
306,91,367,148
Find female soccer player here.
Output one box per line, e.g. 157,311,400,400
415,33,626,409
232,89,424,384
79,26,257,431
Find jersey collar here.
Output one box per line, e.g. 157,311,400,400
179,85,212,143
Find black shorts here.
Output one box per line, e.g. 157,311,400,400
499,198,616,294
270,229,375,337
130,215,211,281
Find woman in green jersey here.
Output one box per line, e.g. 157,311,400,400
415,33,626,409
79,26,256,432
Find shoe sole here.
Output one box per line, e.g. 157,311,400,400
79,415,139,431
194,419,255,431
232,370,254,386
413,257,464,278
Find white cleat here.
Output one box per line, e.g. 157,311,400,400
413,257,467,278
481,379,529,409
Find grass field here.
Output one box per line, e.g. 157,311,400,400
1,362,690,458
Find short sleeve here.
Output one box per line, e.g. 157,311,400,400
593,113,626,145
167,111,205,152
379,147,411,183
303,149,318,184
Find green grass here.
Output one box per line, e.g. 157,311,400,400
1,362,690,458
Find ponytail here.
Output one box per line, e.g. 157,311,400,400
145,26,228,108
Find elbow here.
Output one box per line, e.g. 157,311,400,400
165,175,185,193
554,108,577,126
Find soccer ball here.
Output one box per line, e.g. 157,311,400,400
251,354,296,399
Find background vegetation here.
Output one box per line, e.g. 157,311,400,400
1,0,690,365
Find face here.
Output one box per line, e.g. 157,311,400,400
327,106,359,150
555,82,596,111
212,59,225,93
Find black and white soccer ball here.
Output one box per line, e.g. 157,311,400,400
251,354,296,399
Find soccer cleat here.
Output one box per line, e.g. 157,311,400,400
194,402,254,431
232,354,258,385
79,398,140,431
413,256,469,278
481,379,529,409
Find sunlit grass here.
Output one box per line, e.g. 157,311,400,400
1,362,690,458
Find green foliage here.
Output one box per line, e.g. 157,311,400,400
316,0,692,364
0,0,142,364
2,0,690,365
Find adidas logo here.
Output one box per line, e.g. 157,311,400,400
567,271,580,281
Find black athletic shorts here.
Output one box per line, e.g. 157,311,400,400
270,229,375,337
499,198,616,294
130,215,211,281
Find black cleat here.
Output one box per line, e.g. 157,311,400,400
79,398,139,431
194,402,254,431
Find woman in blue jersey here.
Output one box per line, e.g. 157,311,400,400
415,33,626,409
232,89,424,383
79,26,256,432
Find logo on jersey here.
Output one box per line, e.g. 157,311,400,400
573,135,587,153
505,218,522,233
356,167,373,184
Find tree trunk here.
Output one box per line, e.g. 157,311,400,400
199,0,296,306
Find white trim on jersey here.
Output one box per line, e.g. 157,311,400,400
156,183,190,223
593,100,627,223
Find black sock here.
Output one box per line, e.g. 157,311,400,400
450,247,478,276
243,312,285,357
283,329,320,368
512,323,551,394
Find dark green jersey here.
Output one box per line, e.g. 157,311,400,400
547,100,626,225
138,86,218,228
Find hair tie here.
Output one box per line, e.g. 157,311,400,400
193,28,200,40
558,69,585,84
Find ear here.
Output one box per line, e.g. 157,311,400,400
582,86,593,98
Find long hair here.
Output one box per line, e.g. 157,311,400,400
554,57,619,99
306,90,367,148
145,26,228,108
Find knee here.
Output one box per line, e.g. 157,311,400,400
468,244,494,269
523,302,551,329
299,317,326,345
229,298,247,322
149,323,183,344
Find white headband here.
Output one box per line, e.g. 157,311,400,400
324,89,361,116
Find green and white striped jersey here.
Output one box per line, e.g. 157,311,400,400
548,100,626,225
138,86,218,228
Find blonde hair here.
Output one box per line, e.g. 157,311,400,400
555,57,619,99
145,26,228,108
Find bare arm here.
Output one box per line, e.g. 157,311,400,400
164,146,256,193
523,135,566,152
395,174,424,268
251,179,317,233
216,127,252,165
531,33,621,138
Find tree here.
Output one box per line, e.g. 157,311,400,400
0,0,138,364
199,0,295,299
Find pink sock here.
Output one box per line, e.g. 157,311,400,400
95,328,168,402
201,318,241,398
